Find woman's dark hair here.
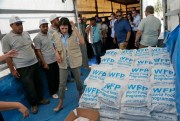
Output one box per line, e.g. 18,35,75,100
111,12,116,16
58,17,73,36
127,13,133,22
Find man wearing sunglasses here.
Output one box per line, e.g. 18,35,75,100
114,11,131,50
1,16,50,114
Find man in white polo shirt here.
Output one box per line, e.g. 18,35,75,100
135,6,161,48
48,14,60,35
1,16,50,114
33,19,59,99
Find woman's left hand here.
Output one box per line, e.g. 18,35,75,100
70,21,75,29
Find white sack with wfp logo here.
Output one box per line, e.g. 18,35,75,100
121,82,151,107
129,66,151,82
119,49,136,57
108,67,130,81
151,85,176,113
134,58,153,67
151,112,178,121
151,56,171,67
99,103,120,120
150,66,175,85
116,56,134,68
151,47,169,57
120,106,151,118
79,82,102,109
135,47,151,59
100,56,117,66
84,65,111,85
105,49,120,57
98,77,127,109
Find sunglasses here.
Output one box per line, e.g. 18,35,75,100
14,23,22,26
116,15,121,17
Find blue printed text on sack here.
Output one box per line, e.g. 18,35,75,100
103,83,121,91
154,69,174,75
85,87,100,94
109,72,125,79
119,57,133,63
132,68,149,73
128,84,148,91
106,51,117,56
92,70,106,76
101,58,115,63
153,87,175,93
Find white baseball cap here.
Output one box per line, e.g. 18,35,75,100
9,15,24,24
49,14,60,22
39,19,49,26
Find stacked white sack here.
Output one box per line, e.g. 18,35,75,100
98,77,128,120
79,47,177,121
84,65,111,85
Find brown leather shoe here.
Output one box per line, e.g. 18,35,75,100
39,99,50,105
31,105,38,114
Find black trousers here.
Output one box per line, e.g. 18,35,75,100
0,112,4,121
44,62,59,96
109,37,118,49
17,63,43,106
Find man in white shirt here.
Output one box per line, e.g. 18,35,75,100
130,10,141,39
85,17,102,64
109,12,118,49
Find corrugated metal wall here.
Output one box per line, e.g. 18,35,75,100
0,0,75,37
166,0,180,30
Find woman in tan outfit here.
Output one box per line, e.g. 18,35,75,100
53,17,84,111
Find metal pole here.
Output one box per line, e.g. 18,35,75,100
162,0,168,31
73,0,80,32
126,5,127,16
95,0,98,16
139,0,142,18
111,1,113,12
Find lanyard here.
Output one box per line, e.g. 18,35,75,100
93,26,96,36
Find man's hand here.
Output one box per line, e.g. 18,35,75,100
43,63,49,70
113,38,116,44
11,69,20,78
56,53,62,64
123,41,128,47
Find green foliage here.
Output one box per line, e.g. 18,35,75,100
154,0,163,13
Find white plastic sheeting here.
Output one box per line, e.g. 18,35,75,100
0,0,75,35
